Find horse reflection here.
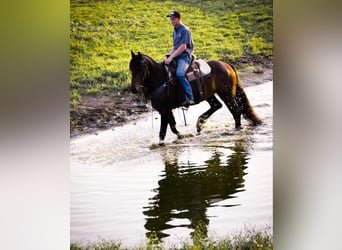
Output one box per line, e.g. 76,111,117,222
143,141,249,240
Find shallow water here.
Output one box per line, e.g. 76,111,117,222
70,81,273,247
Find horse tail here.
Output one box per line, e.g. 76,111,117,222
231,65,262,126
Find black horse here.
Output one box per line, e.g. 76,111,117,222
130,51,261,145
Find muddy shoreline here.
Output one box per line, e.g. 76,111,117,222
70,55,272,138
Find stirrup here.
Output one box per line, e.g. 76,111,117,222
181,101,190,109
181,99,194,108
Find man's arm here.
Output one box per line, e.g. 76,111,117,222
165,44,187,64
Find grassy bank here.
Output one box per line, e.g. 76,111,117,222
70,0,272,107
70,223,273,250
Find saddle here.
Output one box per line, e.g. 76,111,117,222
165,55,211,98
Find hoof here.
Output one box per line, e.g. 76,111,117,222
149,143,159,150
196,123,203,133
177,134,184,139
159,140,165,146
196,125,201,133
196,118,206,133
252,120,262,126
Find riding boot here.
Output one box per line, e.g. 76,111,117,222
182,96,195,107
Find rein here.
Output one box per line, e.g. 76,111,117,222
142,61,175,100
149,82,167,100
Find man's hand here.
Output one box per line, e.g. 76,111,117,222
164,56,173,65
164,44,187,65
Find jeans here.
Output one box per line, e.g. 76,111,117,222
175,55,194,101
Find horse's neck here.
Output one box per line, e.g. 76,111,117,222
145,58,166,90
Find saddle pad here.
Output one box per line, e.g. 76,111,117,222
186,59,211,81
196,59,211,76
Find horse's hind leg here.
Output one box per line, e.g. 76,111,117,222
197,95,222,133
217,93,242,129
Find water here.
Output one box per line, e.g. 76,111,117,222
70,81,273,247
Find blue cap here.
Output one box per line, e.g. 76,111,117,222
167,10,181,18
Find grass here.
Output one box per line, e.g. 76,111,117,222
70,223,273,249
70,0,272,109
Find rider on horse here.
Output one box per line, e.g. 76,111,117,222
164,10,195,107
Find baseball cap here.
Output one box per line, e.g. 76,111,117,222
167,10,181,19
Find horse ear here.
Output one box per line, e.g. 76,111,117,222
138,52,142,59
131,50,136,58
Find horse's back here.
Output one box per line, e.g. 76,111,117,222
206,60,238,85
207,60,235,73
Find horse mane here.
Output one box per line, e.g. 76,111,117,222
140,53,163,67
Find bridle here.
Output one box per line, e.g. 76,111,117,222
133,59,150,97
134,57,173,100
140,60,150,86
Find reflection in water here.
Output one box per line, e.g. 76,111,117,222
143,140,249,240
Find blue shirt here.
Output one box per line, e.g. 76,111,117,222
173,23,194,56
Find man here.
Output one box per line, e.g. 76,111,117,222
164,10,195,106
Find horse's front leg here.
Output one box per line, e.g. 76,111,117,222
167,111,183,139
159,113,168,146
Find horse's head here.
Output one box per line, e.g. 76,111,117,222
129,51,149,94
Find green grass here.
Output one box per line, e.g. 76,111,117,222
70,223,273,249
70,0,272,108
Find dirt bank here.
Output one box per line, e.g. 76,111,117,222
70,55,272,138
